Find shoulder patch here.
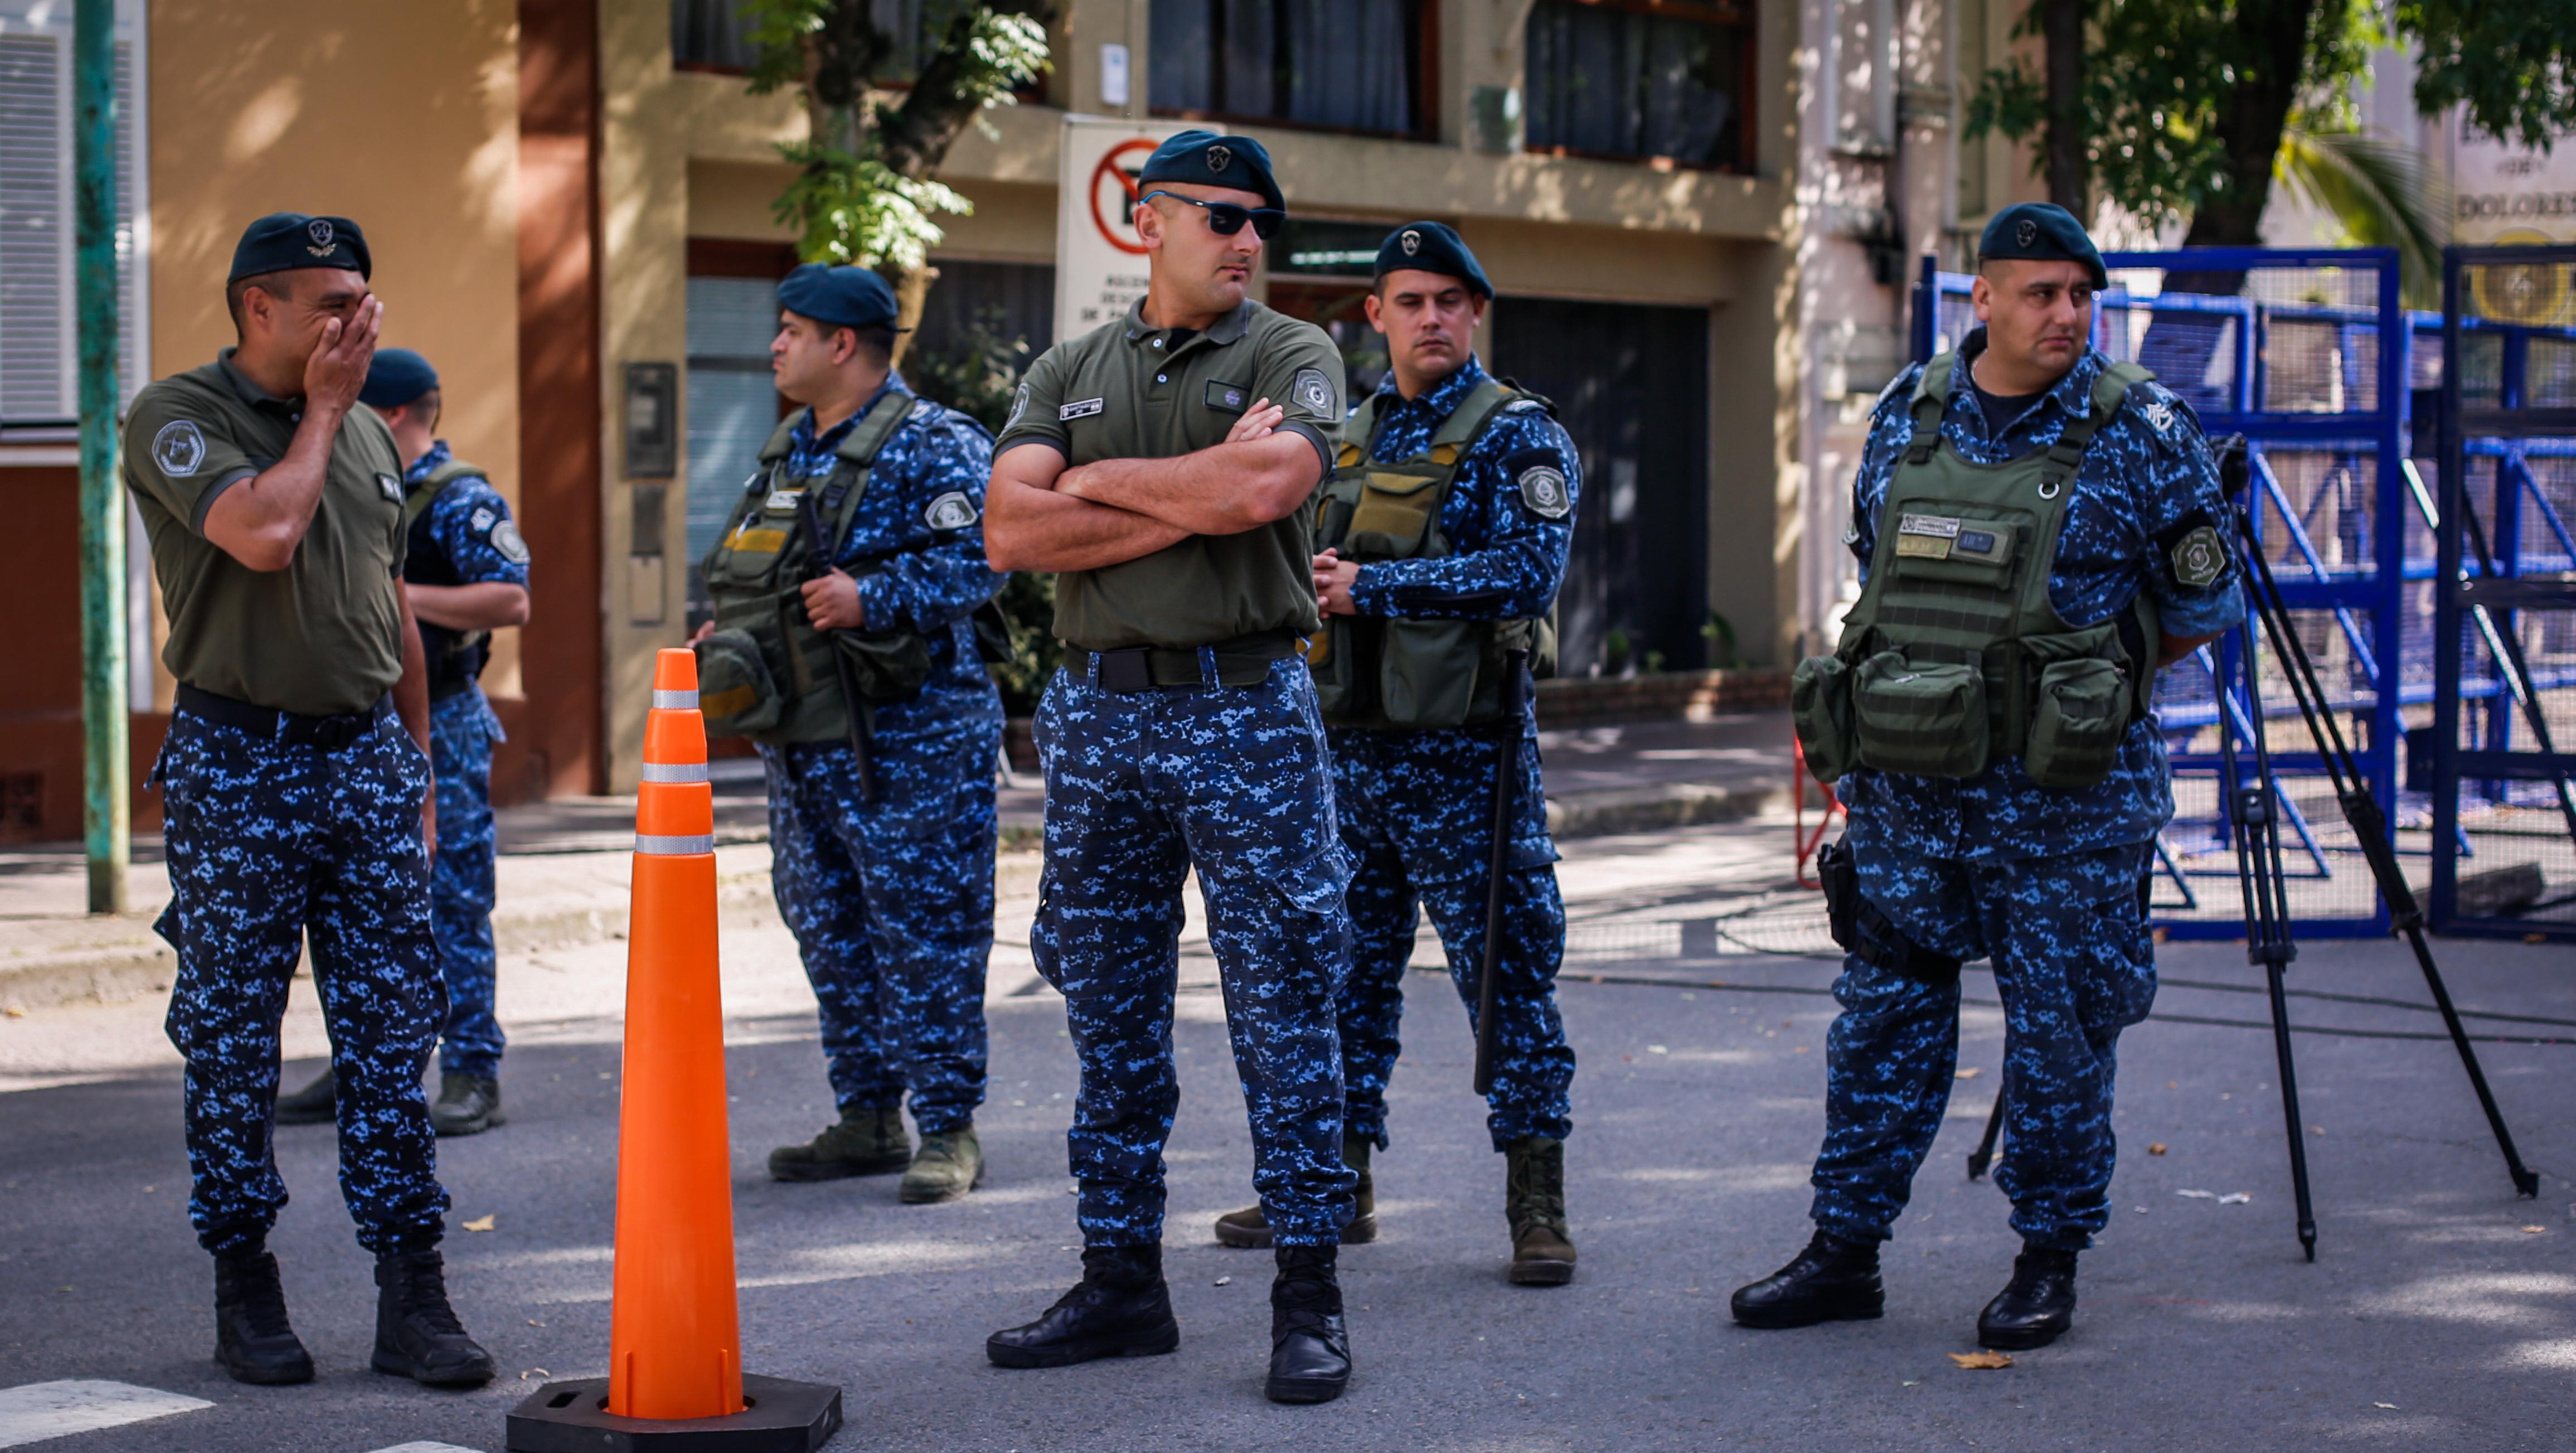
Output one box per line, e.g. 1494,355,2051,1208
2169,524,2226,589
1291,367,1336,417
924,490,979,531
376,473,402,503
490,520,531,565
1518,462,1573,520
152,419,207,477
1006,382,1030,430
469,506,496,533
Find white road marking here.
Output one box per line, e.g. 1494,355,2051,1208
0,1381,210,1448
367,1443,486,1452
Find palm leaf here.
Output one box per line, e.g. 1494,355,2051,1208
2274,120,2449,308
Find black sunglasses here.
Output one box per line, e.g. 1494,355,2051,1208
1141,190,1284,240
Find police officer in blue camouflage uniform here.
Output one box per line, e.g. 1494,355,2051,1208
1210,223,1583,1288
123,214,493,1388
1735,204,2243,1350
274,347,531,1139
980,132,1360,1404
690,264,1005,1205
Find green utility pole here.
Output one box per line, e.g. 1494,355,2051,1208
74,0,129,915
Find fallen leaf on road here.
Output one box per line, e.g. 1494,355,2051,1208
462,1214,497,1232
521,1368,551,1381
2177,1189,2218,1199
1647,1045,1668,1054
2374,1402,2398,1410
1950,1350,2014,1369
2218,1193,2253,1205
1954,1068,1981,1079
1214,1276,1232,1286
2148,1143,2167,1155
2521,1226,2546,1234
3,1006,25,1018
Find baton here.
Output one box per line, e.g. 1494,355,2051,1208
794,489,876,803
1472,648,1532,1098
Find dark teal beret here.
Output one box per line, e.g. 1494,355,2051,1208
360,348,439,409
1138,129,1283,213
777,263,899,332
1977,202,2106,288
1374,221,1490,298
228,212,370,283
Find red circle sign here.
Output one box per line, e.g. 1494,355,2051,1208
1089,139,1160,257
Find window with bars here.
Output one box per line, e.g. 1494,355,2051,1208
1149,0,1433,139
671,0,983,82
0,2,146,428
1524,0,1752,172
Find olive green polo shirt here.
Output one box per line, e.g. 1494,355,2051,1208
996,299,1343,651
122,351,410,716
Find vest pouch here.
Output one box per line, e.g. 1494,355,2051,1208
1380,617,1483,728
705,507,797,591
1790,653,1857,783
1853,650,1988,777
2022,656,2129,789
832,628,936,703
1308,617,1371,720
1345,471,1443,559
695,628,784,738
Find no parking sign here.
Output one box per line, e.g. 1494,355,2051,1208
1054,115,1186,343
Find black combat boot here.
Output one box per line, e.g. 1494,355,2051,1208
1976,1244,2079,1350
1266,1244,1351,1404
1214,1139,1375,1248
273,1068,336,1126
1729,1228,1885,1329
212,1247,314,1386
768,1107,910,1181
370,1246,497,1387
986,1243,1181,1368
1505,1136,1577,1285
429,1074,504,1137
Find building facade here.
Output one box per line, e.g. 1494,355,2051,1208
1,0,1965,826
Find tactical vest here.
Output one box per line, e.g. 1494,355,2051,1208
1792,353,2162,790
402,458,498,701
696,389,930,744
1307,378,1558,729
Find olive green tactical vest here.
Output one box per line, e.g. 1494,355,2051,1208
1307,378,1558,729
1791,352,2161,789
698,389,916,744
402,458,497,695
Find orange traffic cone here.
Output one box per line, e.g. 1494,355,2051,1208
508,649,841,1452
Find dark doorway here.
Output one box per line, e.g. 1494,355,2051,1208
1492,297,1709,676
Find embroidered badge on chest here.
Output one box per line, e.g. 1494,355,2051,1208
377,473,402,503
1206,380,1248,412
1060,398,1105,421
924,491,979,530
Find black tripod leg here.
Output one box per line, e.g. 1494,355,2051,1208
2399,923,2543,1197
2259,947,2320,1261
1967,1076,2005,1181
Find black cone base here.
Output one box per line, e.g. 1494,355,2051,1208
506,1373,842,1452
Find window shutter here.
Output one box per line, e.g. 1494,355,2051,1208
0,32,65,423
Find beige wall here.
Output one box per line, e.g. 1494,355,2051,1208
146,0,524,696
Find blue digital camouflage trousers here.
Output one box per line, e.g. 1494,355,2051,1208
1030,656,1357,1248
1811,829,2157,1251
763,685,1001,1136
429,687,502,1079
1329,719,1574,1152
154,706,450,1256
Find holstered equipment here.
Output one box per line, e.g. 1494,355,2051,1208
1817,837,1963,984
1793,353,2163,790
402,458,499,701
695,389,941,743
1308,379,1559,729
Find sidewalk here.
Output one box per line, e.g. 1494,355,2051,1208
0,710,1790,1013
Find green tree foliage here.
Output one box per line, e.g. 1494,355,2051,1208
2400,1,2576,153
740,0,1052,320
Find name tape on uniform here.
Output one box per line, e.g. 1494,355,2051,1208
1060,398,1105,421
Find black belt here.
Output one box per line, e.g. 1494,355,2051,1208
1078,629,1301,692
175,684,394,750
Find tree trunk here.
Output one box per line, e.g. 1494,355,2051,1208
888,263,938,368
2042,0,2085,214
2172,0,2323,276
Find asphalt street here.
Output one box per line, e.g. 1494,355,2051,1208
1,817,2571,1451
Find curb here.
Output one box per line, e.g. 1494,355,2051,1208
1547,779,1792,839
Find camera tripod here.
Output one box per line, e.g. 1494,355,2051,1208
1967,438,2540,1257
